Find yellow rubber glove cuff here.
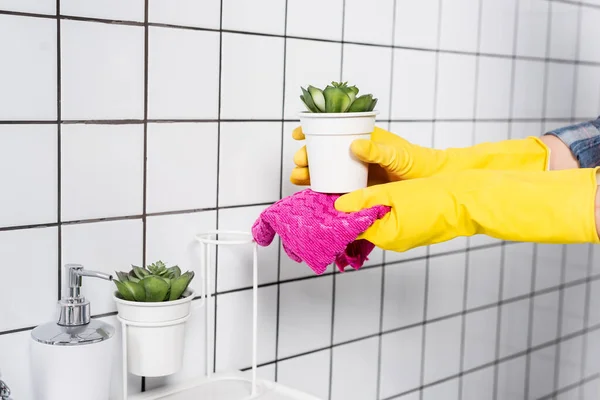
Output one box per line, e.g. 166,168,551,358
335,168,600,253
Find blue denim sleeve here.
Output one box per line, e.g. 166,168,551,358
544,116,600,168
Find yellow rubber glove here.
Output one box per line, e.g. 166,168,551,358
334,168,600,253
290,126,550,185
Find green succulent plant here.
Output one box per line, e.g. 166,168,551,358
113,261,195,302
300,81,378,113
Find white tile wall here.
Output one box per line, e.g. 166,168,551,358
1,1,599,399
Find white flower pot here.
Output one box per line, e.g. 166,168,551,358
299,110,378,194
114,289,195,377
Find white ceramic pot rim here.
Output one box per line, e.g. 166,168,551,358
298,110,379,119
113,288,195,308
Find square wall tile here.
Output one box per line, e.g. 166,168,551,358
512,59,546,119
545,62,576,119
0,125,57,227
476,57,513,119
0,227,57,331
61,0,144,21
467,246,502,309
0,0,54,13
564,244,591,283
434,122,473,150
531,291,560,346
463,308,498,370
496,356,527,399
558,336,583,389
574,66,600,119
502,243,534,300
383,259,426,331
435,53,477,119
379,327,423,398
511,121,543,139
145,210,217,285
516,0,550,58
579,7,600,63
331,338,379,400
218,122,282,207
220,33,284,119
584,380,600,400
543,119,572,133
147,123,218,213
342,44,392,119
62,221,143,313
587,280,600,328
426,252,466,319
277,350,331,400
474,122,509,147
0,15,56,120
424,316,462,384
499,298,530,358
148,0,220,29
364,246,384,267
333,268,381,344
222,0,285,35
593,245,600,276
281,121,307,199
278,276,333,358
216,286,277,370
549,1,579,60
556,387,580,400
535,244,564,290
585,329,600,376
284,39,342,119
0,331,35,399
148,27,219,120
389,122,434,149
385,246,428,264
390,49,437,119
462,367,494,400
343,0,394,45
469,234,502,247
439,0,480,52
561,283,586,336
528,345,557,399
61,124,144,220
422,378,459,400
217,206,279,292
286,0,343,41
61,20,144,120
394,0,440,49
479,0,517,55
428,237,468,254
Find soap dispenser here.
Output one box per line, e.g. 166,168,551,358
30,264,116,400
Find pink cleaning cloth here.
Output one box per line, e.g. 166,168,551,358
251,189,391,275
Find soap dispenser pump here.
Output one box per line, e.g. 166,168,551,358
30,264,116,400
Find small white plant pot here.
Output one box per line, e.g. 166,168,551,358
113,289,195,377
299,110,379,194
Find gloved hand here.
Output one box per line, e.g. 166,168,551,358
334,168,600,253
290,126,550,185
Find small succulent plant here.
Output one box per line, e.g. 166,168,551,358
114,261,195,302
300,81,378,113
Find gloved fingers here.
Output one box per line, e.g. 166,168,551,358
292,126,305,141
290,167,311,185
293,145,308,167
334,183,394,213
350,140,401,173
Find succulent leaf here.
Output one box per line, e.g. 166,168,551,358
307,86,326,112
169,271,194,301
123,280,146,301
300,87,319,113
347,94,374,112
133,266,149,280
141,276,170,302
115,271,130,282
168,266,182,279
114,280,135,301
323,87,351,113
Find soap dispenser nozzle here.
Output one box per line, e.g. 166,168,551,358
58,264,113,326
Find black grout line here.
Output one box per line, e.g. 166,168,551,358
212,0,224,376
553,244,569,394
579,244,595,400
418,2,443,398
1,116,595,126
459,1,484,397
525,4,555,397
273,0,289,383
140,0,150,392
55,0,62,303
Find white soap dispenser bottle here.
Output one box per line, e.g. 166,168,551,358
30,264,116,400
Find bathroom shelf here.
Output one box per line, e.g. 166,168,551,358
118,230,321,400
